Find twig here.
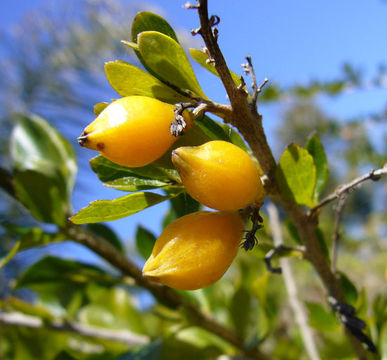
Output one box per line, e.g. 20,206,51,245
309,165,387,215
264,245,306,274
267,203,321,360
62,224,270,360
331,195,348,274
0,311,149,346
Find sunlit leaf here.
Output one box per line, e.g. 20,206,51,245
70,190,182,224
189,48,242,86
105,61,189,104
136,225,156,259
306,133,329,202
137,31,206,98
131,12,178,43
276,143,316,207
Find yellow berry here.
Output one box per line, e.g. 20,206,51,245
142,211,243,290
78,96,191,167
172,140,265,211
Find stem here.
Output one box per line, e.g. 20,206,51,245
331,195,347,274
193,1,370,357
267,203,321,360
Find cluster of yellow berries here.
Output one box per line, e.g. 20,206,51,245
79,96,265,290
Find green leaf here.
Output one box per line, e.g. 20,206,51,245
285,220,302,245
137,31,206,98
15,256,117,307
104,176,173,192
86,223,124,253
162,192,201,228
338,272,358,305
131,12,178,43
70,191,182,224
135,225,156,259
305,302,339,332
306,133,329,202
276,143,317,207
94,102,109,116
195,115,249,152
315,227,329,259
105,61,190,104
90,155,180,184
10,114,77,226
230,286,252,338
190,48,242,86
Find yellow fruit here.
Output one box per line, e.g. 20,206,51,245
172,140,265,211
78,96,192,167
143,211,244,290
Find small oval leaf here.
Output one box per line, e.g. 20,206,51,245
306,133,329,202
70,191,182,224
105,61,189,104
276,143,317,207
137,31,206,98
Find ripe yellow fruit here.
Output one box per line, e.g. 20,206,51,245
78,96,191,167
142,211,244,290
172,140,265,211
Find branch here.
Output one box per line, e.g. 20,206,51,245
0,311,149,346
188,3,371,356
331,195,348,274
267,203,321,360
310,165,387,215
63,224,270,360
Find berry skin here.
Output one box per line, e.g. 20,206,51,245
142,211,244,290
78,96,191,167
172,140,265,211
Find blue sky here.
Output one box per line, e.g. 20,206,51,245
1,0,386,265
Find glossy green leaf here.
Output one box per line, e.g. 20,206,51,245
306,133,329,201
132,12,178,43
195,115,249,152
86,223,124,253
130,12,179,82
137,31,206,98
10,114,77,226
136,225,156,259
162,192,201,228
276,143,317,207
305,302,339,332
105,61,190,104
104,176,173,192
230,286,252,338
190,48,242,86
90,155,180,184
70,190,182,224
